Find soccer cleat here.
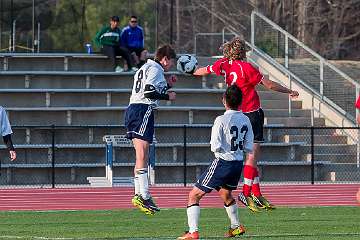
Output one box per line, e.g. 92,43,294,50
143,196,160,212
250,193,265,209
251,193,275,210
238,192,261,213
224,225,246,238
131,194,155,215
177,231,199,240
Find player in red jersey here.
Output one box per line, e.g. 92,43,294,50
193,37,299,212
356,96,360,124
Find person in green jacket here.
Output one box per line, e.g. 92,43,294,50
94,16,136,72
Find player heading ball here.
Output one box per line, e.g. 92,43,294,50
125,44,177,215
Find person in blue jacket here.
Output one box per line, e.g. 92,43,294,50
121,16,148,68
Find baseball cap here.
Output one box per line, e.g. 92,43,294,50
111,16,120,22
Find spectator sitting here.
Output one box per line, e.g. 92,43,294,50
121,15,148,68
94,15,136,72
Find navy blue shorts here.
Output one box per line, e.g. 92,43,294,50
125,104,154,143
195,158,243,193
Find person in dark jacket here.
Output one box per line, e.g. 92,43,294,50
94,16,136,72
121,16,148,68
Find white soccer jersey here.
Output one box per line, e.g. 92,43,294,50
0,106,13,136
129,59,168,107
210,109,254,161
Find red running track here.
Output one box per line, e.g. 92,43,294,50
0,184,359,211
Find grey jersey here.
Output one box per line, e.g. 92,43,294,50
210,110,253,161
0,106,12,136
129,59,168,107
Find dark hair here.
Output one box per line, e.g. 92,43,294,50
224,85,243,110
111,16,120,22
154,45,176,61
130,15,137,19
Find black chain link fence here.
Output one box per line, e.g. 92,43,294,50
0,125,359,188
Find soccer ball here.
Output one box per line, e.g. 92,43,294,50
177,54,198,74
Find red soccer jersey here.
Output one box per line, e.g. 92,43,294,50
356,96,360,109
207,58,264,112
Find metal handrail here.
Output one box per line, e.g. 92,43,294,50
247,42,355,123
251,11,359,89
250,11,359,124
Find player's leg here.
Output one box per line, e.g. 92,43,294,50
239,144,261,212
125,104,158,214
241,109,262,200
239,114,261,212
249,109,275,210
178,158,223,239
219,160,246,237
131,138,157,214
117,46,134,71
131,51,140,67
139,49,148,67
177,187,205,240
101,45,117,70
240,108,274,211
133,138,150,197
219,189,246,238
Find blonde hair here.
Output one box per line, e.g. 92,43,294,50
223,37,247,61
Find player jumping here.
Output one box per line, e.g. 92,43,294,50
193,37,299,212
178,85,252,239
125,45,177,215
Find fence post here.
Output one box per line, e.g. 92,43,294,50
105,142,113,185
12,20,16,52
37,22,40,53
51,124,55,188
251,12,255,45
148,141,156,185
183,125,187,187
311,127,314,184
285,35,288,68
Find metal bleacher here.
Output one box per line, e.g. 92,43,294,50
0,50,354,185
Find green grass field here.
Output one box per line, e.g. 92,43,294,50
0,207,359,239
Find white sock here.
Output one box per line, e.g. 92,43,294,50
187,204,200,233
134,175,140,195
224,201,240,229
137,168,150,199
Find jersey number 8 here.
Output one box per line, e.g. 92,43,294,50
135,70,144,93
